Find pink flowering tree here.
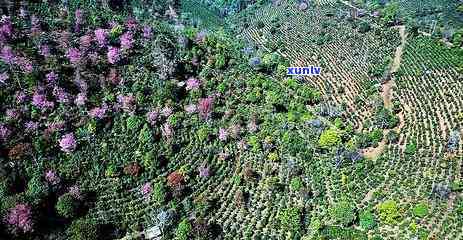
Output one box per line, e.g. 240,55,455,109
4,204,34,234
59,133,77,153
197,97,214,119
45,170,61,186
107,46,120,64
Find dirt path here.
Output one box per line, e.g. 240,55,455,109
391,26,406,74
362,26,406,160
383,25,406,109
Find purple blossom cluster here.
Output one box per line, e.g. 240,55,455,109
0,123,11,141
32,93,54,110
161,123,174,139
161,106,173,117
6,108,20,120
74,72,88,92
88,51,98,64
0,72,8,84
0,16,13,42
140,182,152,198
185,77,200,90
56,31,71,51
59,133,77,153
52,86,70,103
45,170,61,185
16,56,33,73
39,44,50,58
94,29,108,47
74,93,87,106
143,26,153,39
24,121,39,133
108,21,118,29
107,68,120,85
46,72,58,85
4,204,33,234
45,122,65,135
107,47,120,64
198,164,210,178
15,91,27,104
184,104,197,114
74,9,83,32
198,97,214,119
146,110,159,125
75,9,84,24
89,104,108,119
125,18,138,32
67,48,81,65
218,128,228,141
68,185,83,200
117,95,136,112
1,46,15,65
120,32,134,50
79,34,93,50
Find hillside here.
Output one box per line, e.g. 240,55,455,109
0,1,462,240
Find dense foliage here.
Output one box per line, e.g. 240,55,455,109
0,0,461,239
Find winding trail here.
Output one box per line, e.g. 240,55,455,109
384,25,406,107
362,25,406,160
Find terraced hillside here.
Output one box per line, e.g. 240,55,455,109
180,0,225,29
0,1,462,240
382,36,463,238
351,0,463,36
182,0,463,239
228,0,400,131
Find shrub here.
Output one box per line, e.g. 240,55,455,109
290,177,303,191
375,107,398,129
456,197,463,216
452,28,463,47
404,141,417,155
450,180,463,192
152,181,166,206
309,216,322,232
56,193,78,219
369,129,384,145
319,128,341,148
320,226,368,240
386,130,399,144
359,210,376,230
381,2,399,25
377,200,401,225
0,181,7,199
412,202,429,218
330,200,356,226
126,115,143,131
278,207,302,233
67,219,98,240
371,235,384,240
358,22,371,33
26,176,48,202
175,218,192,240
